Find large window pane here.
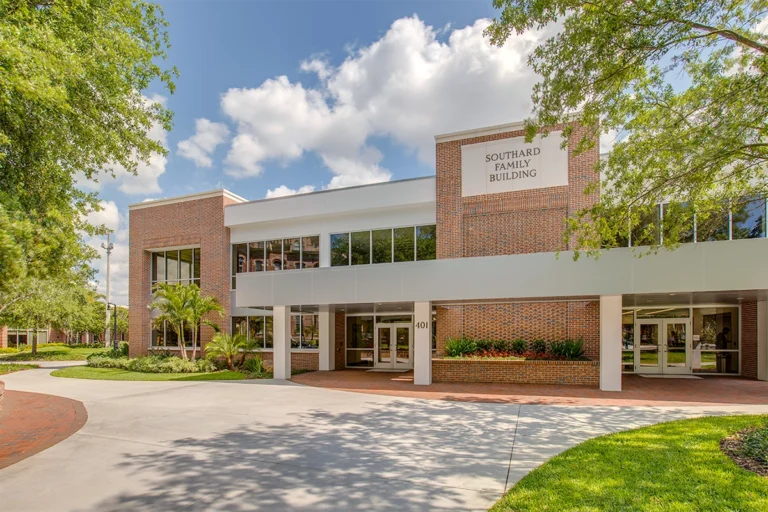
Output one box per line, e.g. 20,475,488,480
232,317,248,337
152,252,165,282
248,242,265,272
631,206,660,247
248,317,264,348
179,249,193,281
346,350,373,368
693,307,739,350
416,225,436,261
284,238,301,270
193,248,200,279
265,240,283,271
302,236,320,268
732,196,766,240
697,205,730,242
290,315,301,348
662,202,695,244
166,324,179,347
232,244,247,275
166,250,179,282
351,231,370,265
372,229,392,264
302,314,319,349
151,326,165,347
346,316,373,349
265,316,273,348
330,233,350,267
393,227,415,262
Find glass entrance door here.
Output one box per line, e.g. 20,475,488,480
375,323,412,370
635,319,691,374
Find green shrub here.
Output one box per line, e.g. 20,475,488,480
46,342,69,347
530,339,547,354
737,427,768,464
445,337,478,357
550,339,585,360
87,355,216,373
491,339,509,352
243,356,270,377
0,347,19,354
510,339,527,354
475,339,493,352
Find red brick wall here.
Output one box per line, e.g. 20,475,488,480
742,302,757,379
436,123,599,259
259,351,319,372
128,194,237,357
435,300,600,360
432,359,599,386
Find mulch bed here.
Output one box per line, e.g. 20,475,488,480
721,427,768,478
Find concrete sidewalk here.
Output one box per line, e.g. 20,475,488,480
2,368,767,511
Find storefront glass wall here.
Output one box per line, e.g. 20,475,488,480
331,224,436,267
231,235,321,288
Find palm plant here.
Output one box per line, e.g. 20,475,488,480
205,333,248,370
186,283,224,360
149,282,194,360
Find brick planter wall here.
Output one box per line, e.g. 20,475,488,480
432,358,599,386
259,351,319,372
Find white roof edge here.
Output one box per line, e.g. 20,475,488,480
435,113,584,143
225,175,436,208
129,189,247,210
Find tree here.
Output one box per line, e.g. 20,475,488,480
186,285,224,361
110,307,130,342
0,0,176,306
205,333,250,371
149,283,194,360
486,0,768,254
2,280,68,355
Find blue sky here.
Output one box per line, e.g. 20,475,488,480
85,0,558,304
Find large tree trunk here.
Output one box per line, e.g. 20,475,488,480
190,325,198,361
178,322,188,360
31,326,38,355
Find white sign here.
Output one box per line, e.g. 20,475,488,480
461,131,569,197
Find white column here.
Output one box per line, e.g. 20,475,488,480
273,306,291,380
319,305,335,371
758,301,768,381
414,301,432,385
599,295,622,392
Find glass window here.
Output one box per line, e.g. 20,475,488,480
636,308,690,319
151,325,165,347
393,227,415,262
248,317,264,348
351,231,370,265
283,238,301,270
290,315,301,348
622,310,634,372
166,250,179,282
416,225,437,261
692,307,739,374
375,315,413,324
152,252,165,282
697,205,730,242
232,243,247,288
302,314,319,349
346,316,374,349
662,202,695,244
732,196,766,240
265,240,282,271
631,206,660,247
166,325,179,347
249,242,265,272
265,316,273,348
231,317,248,337
331,233,350,266
193,248,200,280
346,350,374,368
372,229,392,264
179,249,193,283
302,236,320,268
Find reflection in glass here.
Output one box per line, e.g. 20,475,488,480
732,196,766,239
232,317,248,337
346,350,374,367
193,248,200,279
636,307,691,319
152,252,165,282
372,229,393,264
249,317,264,348
151,326,165,347
377,326,392,364
638,323,659,367
622,310,634,371
696,205,730,242
179,249,193,281
693,351,739,374
302,314,319,349
290,315,301,348
416,225,437,260
283,238,301,270
351,231,370,265
166,325,179,346
166,250,179,282
693,307,739,350
396,327,410,364
346,316,373,348
249,242,265,272
232,244,247,275
330,233,349,267
302,236,320,268
265,316,273,348
265,240,282,271
665,322,687,368
394,227,415,262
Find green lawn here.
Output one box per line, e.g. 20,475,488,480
0,345,109,362
492,415,768,512
51,366,246,381
0,363,40,375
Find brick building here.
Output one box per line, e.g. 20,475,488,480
128,120,768,390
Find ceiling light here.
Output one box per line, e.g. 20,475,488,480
669,293,675,296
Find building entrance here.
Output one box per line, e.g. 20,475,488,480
635,318,691,375
374,323,413,370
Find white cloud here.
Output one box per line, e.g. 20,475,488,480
177,118,230,168
220,16,548,187
85,201,129,306
265,184,317,198
600,129,619,154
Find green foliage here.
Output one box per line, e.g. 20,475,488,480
52,367,244,381
549,339,585,360
475,339,493,352
0,347,19,354
243,356,271,378
487,0,768,256
529,339,547,354
0,363,39,375
492,339,510,352
510,339,527,355
205,333,250,370
87,354,217,374
737,427,768,464
445,337,479,357
0,344,107,361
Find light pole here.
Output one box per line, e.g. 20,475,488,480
101,233,114,346
107,302,118,351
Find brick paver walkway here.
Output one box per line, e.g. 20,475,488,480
292,370,768,407
0,388,87,469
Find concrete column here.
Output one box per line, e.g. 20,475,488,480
273,306,291,380
414,301,432,386
599,295,622,392
758,301,768,381
318,305,335,371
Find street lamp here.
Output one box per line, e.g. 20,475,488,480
107,302,118,351
101,233,114,346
